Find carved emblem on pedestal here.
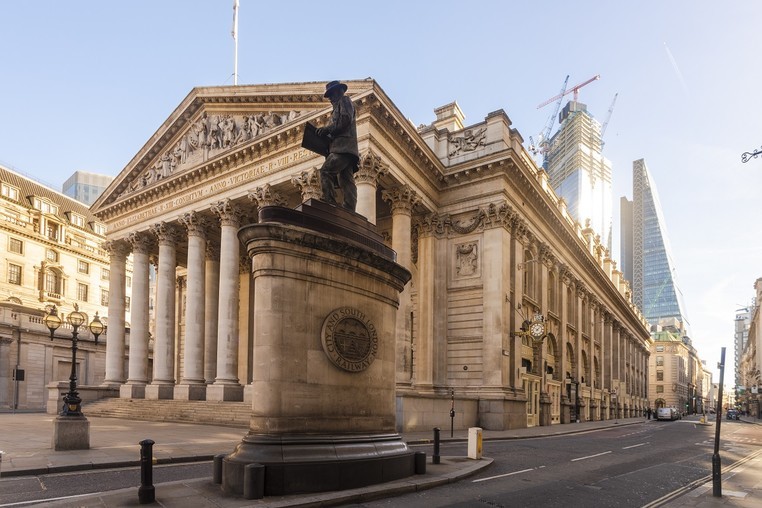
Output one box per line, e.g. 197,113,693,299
321,307,378,372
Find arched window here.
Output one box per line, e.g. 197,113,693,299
44,267,63,299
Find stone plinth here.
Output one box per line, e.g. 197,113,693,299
222,200,413,497
144,384,174,400
52,415,90,450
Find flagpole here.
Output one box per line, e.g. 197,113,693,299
232,0,239,85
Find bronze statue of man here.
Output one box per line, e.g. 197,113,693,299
315,81,358,211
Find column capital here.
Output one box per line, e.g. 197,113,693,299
127,231,156,254
290,168,323,202
176,275,186,290
150,221,184,245
179,211,208,238
355,149,389,185
381,184,420,215
248,183,288,208
102,239,131,260
210,198,244,227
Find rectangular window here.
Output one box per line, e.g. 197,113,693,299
101,268,110,280
1,183,19,200
46,249,58,262
656,345,664,352
9,237,23,254
656,356,664,366
92,223,106,235
125,296,131,312
77,283,88,302
656,371,664,381
8,263,21,285
656,385,664,393
101,288,109,306
70,214,85,227
126,276,132,287
78,260,89,274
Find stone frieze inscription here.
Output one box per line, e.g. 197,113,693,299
110,149,312,231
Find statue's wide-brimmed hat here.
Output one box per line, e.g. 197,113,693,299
324,80,348,98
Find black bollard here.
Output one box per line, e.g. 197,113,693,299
243,463,265,500
213,453,226,484
414,451,427,474
138,439,155,504
433,427,441,464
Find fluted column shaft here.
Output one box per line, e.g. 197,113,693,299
204,245,220,383
102,240,130,385
126,233,152,386
212,200,242,385
180,212,206,385
150,222,181,385
381,185,419,385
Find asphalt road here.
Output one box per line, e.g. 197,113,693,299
0,416,758,507
357,417,762,508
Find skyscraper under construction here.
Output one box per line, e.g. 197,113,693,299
544,100,613,251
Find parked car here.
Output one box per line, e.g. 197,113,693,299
657,407,679,421
726,409,740,420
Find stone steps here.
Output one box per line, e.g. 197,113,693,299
84,397,250,428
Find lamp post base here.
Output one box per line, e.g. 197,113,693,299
52,414,90,450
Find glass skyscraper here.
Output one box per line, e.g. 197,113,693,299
620,159,689,329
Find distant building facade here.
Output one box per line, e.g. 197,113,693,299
0,165,129,410
738,278,761,418
545,101,613,252
62,171,114,206
648,318,705,414
89,80,652,430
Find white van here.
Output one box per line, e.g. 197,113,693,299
656,407,678,421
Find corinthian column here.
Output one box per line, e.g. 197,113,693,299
175,212,207,400
207,199,244,401
381,184,420,385
121,232,154,399
355,150,389,224
204,243,220,383
145,222,182,400
102,239,130,387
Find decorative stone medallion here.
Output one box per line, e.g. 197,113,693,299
321,307,378,372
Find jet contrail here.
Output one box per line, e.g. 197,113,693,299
664,42,689,94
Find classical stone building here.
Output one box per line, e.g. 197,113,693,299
648,318,706,414
0,165,122,410
738,277,761,417
91,80,651,430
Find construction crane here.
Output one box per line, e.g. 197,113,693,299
529,75,569,156
536,74,600,109
600,93,618,147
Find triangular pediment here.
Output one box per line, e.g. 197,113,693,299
92,80,378,213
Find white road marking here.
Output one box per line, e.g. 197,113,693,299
473,465,546,483
571,451,612,461
622,442,648,449
0,493,93,507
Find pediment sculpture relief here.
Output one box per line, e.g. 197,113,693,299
122,110,306,197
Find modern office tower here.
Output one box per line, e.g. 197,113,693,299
62,170,113,206
735,305,752,389
621,158,689,329
545,100,613,251
620,196,634,283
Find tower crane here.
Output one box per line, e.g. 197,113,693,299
529,75,569,155
600,92,618,148
536,74,600,109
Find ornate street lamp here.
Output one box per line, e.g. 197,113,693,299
741,146,762,163
44,304,104,417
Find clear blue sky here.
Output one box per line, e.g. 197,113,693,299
1,1,760,386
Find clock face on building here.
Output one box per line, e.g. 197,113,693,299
530,322,545,337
